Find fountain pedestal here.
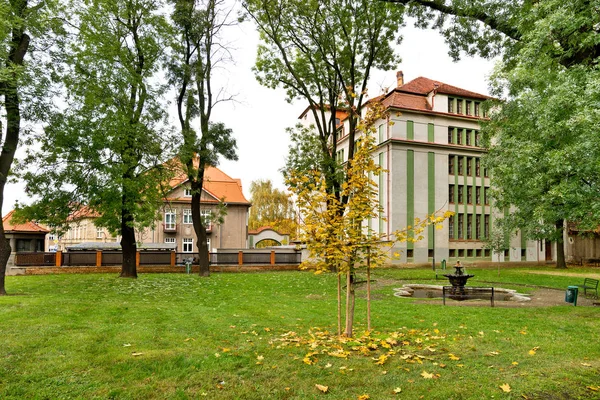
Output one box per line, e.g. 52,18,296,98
443,265,474,300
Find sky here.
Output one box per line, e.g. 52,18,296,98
2,15,496,216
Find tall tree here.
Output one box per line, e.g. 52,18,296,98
248,179,295,238
19,0,172,277
384,0,600,268
0,0,61,294
168,0,238,277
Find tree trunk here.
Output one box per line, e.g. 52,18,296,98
344,270,355,337
337,271,342,336
555,219,567,269
0,5,30,295
120,198,138,278
189,165,210,277
366,249,371,332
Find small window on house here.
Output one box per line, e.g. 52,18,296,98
183,209,192,224
448,127,453,144
474,102,480,116
476,249,482,257
449,215,455,239
467,186,473,204
184,188,192,197
475,158,481,176
476,187,481,204
406,249,414,258
466,130,472,146
475,131,481,147
466,157,473,176
183,238,194,252
458,249,465,257
476,215,481,239
449,184,455,203
457,130,463,145
484,249,491,257
165,237,176,244
457,100,463,114
448,98,454,113
448,156,455,175
449,249,456,257
504,249,509,258
428,249,434,258
165,211,177,230
458,157,464,175
467,249,474,257
521,248,526,259
466,100,472,116
457,213,464,238
201,210,212,230
96,228,104,239
457,186,464,204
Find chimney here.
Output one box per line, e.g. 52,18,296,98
396,70,404,87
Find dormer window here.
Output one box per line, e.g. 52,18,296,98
184,188,192,197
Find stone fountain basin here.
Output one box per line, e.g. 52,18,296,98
393,284,531,302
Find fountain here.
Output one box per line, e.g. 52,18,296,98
443,261,474,300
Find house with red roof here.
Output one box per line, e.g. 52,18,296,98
138,165,251,252
300,71,547,264
2,210,49,253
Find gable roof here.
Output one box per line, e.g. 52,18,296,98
2,210,49,234
168,161,250,205
397,76,491,100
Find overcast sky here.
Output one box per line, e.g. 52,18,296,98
2,16,496,215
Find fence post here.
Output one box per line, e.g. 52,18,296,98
56,251,62,267
238,250,243,265
136,251,140,267
96,250,102,267
170,251,176,267
270,251,275,265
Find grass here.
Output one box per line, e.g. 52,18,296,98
0,267,599,399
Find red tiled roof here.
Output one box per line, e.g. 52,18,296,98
68,206,101,221
2,210,49,233
398,77,491,100
381,91,432,111
168,160,250,205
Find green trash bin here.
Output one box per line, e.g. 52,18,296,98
565,286,578,306
441,259,446,270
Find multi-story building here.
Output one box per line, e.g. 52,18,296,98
138,165,251,252
300,71,553,264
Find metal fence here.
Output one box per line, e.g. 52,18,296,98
15,249,302,267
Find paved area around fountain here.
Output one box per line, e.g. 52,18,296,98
393,284,599,307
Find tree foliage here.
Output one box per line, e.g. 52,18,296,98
0,0,63,294
168,0,238,276
19,0,173,277
245,0,404,198
248,179,296,239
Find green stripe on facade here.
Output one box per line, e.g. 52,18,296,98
454,156,459,239
428,152,435,249
407,150,414,250
407,121,414,140
452,127,457,144
427,123,434,142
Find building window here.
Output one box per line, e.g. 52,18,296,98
201,210,212,230
449,216,454,239
476,215,481,239
183,209,192,224
457,100,463,114
184,188,192,197
449,184,455,203
337,149,345,163
458,186,464,204
458,157,463,175
448,127,453,144
466,130,472,146
467,214,473,239
449,156,455,174
467,249,474,257
466,100,472,116
484,167,489,178
165,211,176,230
475,158,481,176
449,249,456,257
206,238,211,251
475,131,481,147
484,187,490,205
476,187,481,205
96,228,104,239
448,98,454,113
182,238,194,252
467,186,473,204
466,157,473,176
476,249,482,257
457,130,463,145
458,249,465,258
165,237,176,244
474,102,480,116
457,213,464,239
484,215,490,238
484,249,490,257
406,249,414,258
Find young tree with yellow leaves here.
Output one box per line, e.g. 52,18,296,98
287,103,452,337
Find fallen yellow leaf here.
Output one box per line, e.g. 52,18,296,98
448,354,461,361
357,395,370,400
420,371,434,379
587,386,599,392
499,383,511,393
581,363,592,367
512,362,519,366
393,387,402,394
315,384,328,393
257,355,264,361
131,352,143,356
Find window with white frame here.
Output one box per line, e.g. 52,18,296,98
206,238,211,252
96,227,104,239
184,188,192,197
165,237,176,243
201,209,212,230
165,210,176,230
183,209,192,224
182,238,193,252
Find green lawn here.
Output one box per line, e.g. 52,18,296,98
0,268,599,399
